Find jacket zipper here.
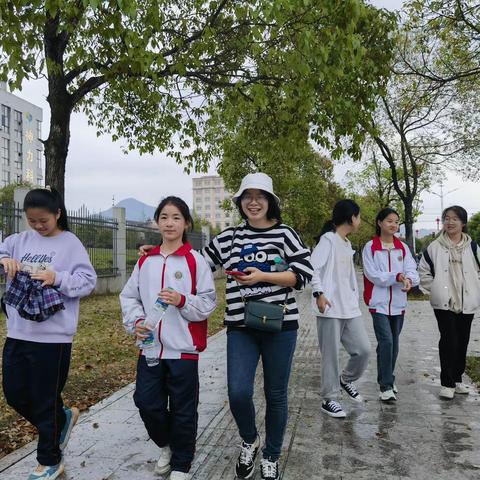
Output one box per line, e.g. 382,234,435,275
158,258,167,359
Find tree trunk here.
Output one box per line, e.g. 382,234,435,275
403,198,415,254
44,89,72,199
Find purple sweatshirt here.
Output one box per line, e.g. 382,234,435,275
0,230,97,343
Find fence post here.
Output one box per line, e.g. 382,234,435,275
112,207,126,287
14,187,31,232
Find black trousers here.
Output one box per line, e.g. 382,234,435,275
133,356,199,473
2,338,71,466
434,309,474,388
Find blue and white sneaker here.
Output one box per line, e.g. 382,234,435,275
27,461,64,479
59,406,80,450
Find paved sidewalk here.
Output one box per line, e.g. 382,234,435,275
1,289,480,479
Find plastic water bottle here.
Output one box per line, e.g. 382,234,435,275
273,256,289,272
141,294,170,367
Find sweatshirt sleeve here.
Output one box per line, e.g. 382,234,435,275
179,255,217,322
362,243,399,287
119,262,145,334
0,234,18,267
283,227,313,290
403,246,420,287
418,247,434,294
310,235,332,294
53,244,97,298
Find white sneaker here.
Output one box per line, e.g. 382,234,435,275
170,472,190,480
155,446,172,475
439,387,455,399
379,390,397,402
393,384,398,394
321,400,346,418
455,383,470,394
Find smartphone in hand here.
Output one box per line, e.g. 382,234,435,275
225,270,247,277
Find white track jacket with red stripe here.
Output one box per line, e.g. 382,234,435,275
362,236,419,316
120,242,216,360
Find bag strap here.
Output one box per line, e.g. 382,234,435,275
422,247,435,278
229,226,289,311
471,241,480,270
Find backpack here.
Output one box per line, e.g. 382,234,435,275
422,240,480,277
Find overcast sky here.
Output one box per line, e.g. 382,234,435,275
12,0,480,229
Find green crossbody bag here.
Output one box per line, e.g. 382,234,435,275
244,298,288,332
229,228,289,333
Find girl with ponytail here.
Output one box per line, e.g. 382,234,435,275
0,187,97,480
310,200,370,418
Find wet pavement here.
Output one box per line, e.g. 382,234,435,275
1,287,479,479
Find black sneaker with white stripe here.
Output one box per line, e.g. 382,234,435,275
260,458,279,480
235,435,260,479
321,400,346,418
340,376,363,402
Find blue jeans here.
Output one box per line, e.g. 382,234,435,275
371,313,404,392
227,329,297,461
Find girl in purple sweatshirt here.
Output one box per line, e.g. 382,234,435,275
0,188,97,480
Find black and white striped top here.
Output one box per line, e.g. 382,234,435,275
202,222,313,330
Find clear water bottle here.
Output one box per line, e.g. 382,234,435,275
141,295,170,367
273,256,289,272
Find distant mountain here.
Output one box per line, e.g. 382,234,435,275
100,198,156,222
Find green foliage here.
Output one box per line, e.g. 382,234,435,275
404,1,480,179
468,211,480,244
0,0,397,195
0,181,33,204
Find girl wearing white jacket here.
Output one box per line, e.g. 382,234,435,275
362,208,419,402
311,199,370,418
120,196,216,480
419,205,480,400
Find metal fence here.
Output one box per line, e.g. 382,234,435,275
0,203,22,242
126,220,160,273
68,206,118,277
125,220,206,273
0,200,207,283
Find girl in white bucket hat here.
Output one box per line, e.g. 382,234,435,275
203,172,312,480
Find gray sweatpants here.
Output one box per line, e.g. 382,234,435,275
316,316,371,399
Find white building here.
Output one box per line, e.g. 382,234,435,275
192,175,238,230
0,82,43,188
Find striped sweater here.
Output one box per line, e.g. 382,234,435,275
202,222,313,330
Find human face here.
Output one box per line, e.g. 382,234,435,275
157,203,188,243
443,210,464,237
378,213,400,236
351,213,361,233
26,208,61,237
240,189,269,223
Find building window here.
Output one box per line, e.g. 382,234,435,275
36,149,42,169
16,174,22,182
216,213,221,219
1,137,9,166
1,105,10,134
2,170,10,186
14,141,22,169
37,177,43,186
14,110,22,141
36,120,42,140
